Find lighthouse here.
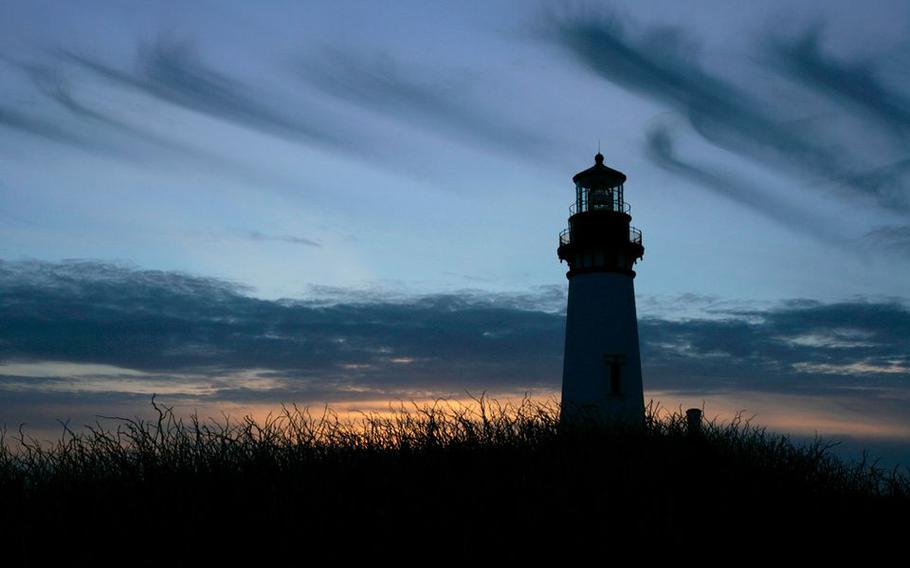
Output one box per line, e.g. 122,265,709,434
557,153,645,425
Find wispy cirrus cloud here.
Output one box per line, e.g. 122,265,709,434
2,60,312,186
297,48,548,157
59,40,351,152
0,60,341,211
244,230,320,247
0,103,129,157
3,39,545,185
860,224,910,258
644,123,841,242
766,29,910,136
545,10,910,214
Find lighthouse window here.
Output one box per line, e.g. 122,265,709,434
604,354,625,396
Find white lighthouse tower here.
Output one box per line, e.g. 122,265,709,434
557,153,645,425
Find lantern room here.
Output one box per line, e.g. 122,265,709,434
571,152,628,215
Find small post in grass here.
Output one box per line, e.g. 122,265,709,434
686,408,703,438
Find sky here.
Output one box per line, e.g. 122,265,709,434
1,1,910,465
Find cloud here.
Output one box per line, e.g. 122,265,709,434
0,60,333,191
5,40,533,182
21,60,241,161
644,123,841,242
244,230,320,247
0,103,129,157
546,11,910,213
297,48,547,157
859,225,910,258
641,299,910,394
766,29,910,136
0,260,564,392
58,39,353,152
1,260,908,406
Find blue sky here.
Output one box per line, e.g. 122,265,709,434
2,1,910,464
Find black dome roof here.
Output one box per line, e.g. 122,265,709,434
572,153,627,187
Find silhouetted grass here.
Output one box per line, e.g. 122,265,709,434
1,395,907,564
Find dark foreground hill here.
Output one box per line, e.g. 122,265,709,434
1,397,907,564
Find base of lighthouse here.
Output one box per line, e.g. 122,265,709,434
560,271,645,425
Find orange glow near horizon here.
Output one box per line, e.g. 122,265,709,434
645,390,910,439
167,388,910,441
9,388,910,451
7,361,906,443
168,390,563,428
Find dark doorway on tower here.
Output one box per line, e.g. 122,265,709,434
604,354,625,397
